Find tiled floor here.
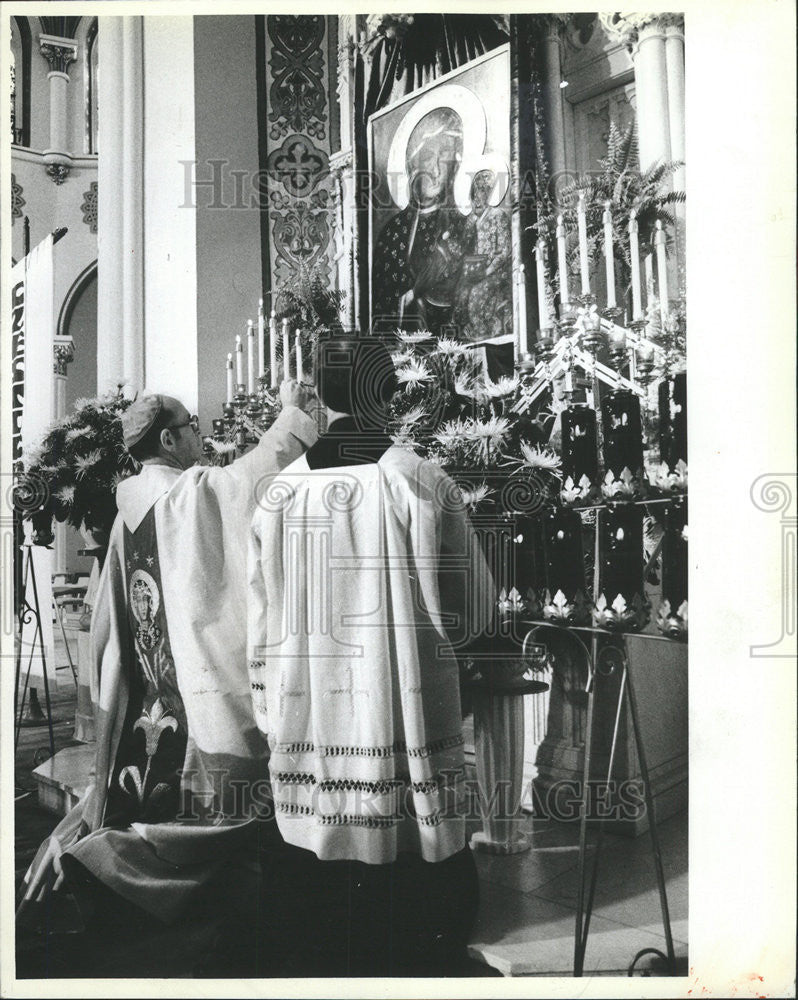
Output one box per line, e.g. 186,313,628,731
14,637,687,979
468,810,688,976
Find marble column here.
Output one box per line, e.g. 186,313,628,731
97,17,144,395
631,21,672,172
539,17,568,189
600,13,685,281
38,35,78,184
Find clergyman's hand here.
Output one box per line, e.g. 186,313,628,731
279,379,314,412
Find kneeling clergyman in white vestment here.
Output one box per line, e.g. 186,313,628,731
19,382,316,933
247,338,496,976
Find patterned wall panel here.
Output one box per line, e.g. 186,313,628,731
263,15,335,295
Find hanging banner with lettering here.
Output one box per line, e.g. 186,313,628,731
13,237,57,680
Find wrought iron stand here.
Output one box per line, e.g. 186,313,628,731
15,543,55,758
521,620,678,977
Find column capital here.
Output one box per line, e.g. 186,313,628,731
53,337,75,376
38,34,78,74
599,13,684,50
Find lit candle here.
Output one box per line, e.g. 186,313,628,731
577,191,590,295
226,353,234,404
629,210,642,320
295,329,303,382
556,215,570,307
603,201,616,309
235,334,244,387
257,299,265,377
535,240,549,330
655,220,669,323
247,319,256,395
517,264,529,356
282,318,291,382
269,311,278,388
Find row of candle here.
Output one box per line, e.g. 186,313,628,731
224,299,305,403
529,196,672,351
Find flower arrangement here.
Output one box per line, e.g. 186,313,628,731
19,389,138,546
386,331,562,515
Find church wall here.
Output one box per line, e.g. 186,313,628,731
193,15,264,432
141,16,199,412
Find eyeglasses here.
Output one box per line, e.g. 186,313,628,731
166,414,199,434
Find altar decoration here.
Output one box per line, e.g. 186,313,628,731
593,505,650,632
18,389,138,546
655,370,687,492
207,170,686,639
601,389,646,499
541,508,590,624
657,497,688,638
560,403,598,505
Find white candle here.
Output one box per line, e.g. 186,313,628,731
247,319,255,395
257,299,265,376
603,201,616,309
269,312,278,388
629,210,643,320
517,264,529,356
556,215,570,307
644,253,654,310
226,353,234,404
235,334,244,388
655,220,669,323
282,319,291,382
577,191,590,295
535,240,549,330
295,329,303,382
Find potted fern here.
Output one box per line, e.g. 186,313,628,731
533,122,685,311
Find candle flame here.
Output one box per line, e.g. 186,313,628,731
227,353,232,362
236,335,241,346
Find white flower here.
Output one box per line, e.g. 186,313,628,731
434,419,470,450
435,337,465,357
459,483,494,510
396,358,433,387
389,430,421,452
391,350,412,367
467,416,511,462
65,426,93,443
396,329,433,344
399,404,427,426
519,442,561,471
207,438,237,455
54,484,76,506
454,376,479,398
73,450,103,479
480,375,519,399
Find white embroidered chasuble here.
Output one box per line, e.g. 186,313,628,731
248,447,495,865
21,405,317,922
